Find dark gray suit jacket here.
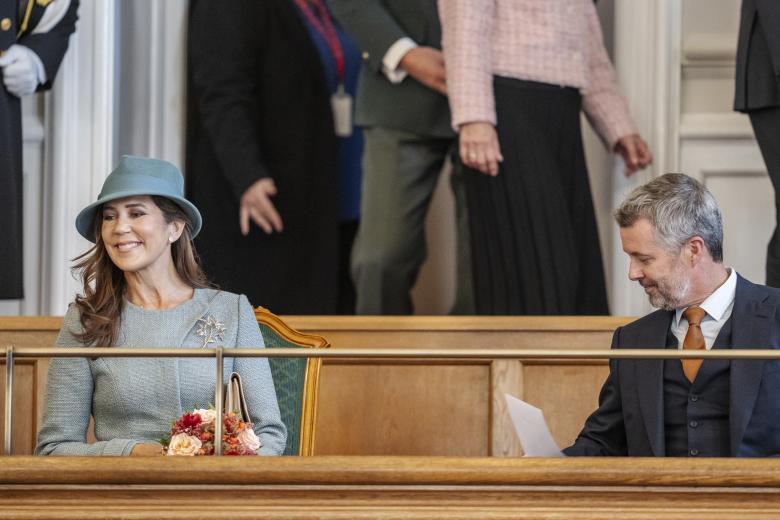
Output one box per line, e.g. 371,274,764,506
330,0,453,138
735,0,780,111
565,276,780,457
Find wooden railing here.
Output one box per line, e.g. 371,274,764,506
1,456,779,518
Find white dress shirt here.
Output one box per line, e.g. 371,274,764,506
382,37,417,83
671,268,737,350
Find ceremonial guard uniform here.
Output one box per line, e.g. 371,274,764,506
0,0,78,298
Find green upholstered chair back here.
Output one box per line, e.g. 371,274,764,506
255,307,328,456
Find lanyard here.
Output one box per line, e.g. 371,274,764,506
294,0,345,84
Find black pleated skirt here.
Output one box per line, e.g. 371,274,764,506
463,77,609,315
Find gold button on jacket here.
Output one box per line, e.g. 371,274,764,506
0,18,12,31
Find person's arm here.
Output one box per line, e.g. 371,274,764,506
438,0,495,130
438,0,501,176
563,328,629,456
0,0,78,98
18,0,79,91
233,295,287,456
330,0,446,92
35,305,142,456
381,37,417,84
580,3,651,176
582,3,653,176
188,0,281,234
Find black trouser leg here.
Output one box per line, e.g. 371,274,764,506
749,107,780,287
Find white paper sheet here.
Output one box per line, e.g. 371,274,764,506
504,393,565,457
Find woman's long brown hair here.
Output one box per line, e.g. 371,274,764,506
72,196,211,347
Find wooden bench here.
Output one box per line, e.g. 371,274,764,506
0,316,632,456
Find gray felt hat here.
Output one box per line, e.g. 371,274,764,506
75,155,202,242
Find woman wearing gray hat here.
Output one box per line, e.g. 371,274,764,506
35,155,286,456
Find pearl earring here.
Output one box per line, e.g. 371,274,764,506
169,236,175,243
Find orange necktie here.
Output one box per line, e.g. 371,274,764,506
682,306,707,382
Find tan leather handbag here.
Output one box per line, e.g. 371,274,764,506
223,372,251,423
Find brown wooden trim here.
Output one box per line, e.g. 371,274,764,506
1,456,780,487
31,358,39,455
253,308,330,348
300,358,321,456
0,315,635,333
283,315,634,332
0,317,62,331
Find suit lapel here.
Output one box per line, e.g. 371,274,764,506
729,276,774,455
634,310,673,456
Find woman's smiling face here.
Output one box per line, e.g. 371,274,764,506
100,196,181,275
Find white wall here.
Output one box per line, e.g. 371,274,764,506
679,0,770,285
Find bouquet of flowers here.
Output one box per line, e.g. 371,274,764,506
161,407,261,456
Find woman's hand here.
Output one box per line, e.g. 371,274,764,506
459,122,503,176
130,443,164,456
614,134,652,177
240,178,283,235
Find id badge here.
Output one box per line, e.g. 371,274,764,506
331,84,353,137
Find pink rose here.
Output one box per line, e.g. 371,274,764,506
166,433,202,456
237,428,262,452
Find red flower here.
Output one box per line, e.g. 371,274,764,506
175,412,202,433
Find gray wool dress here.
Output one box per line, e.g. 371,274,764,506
35,288,287,456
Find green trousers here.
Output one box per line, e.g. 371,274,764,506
351,127,473,314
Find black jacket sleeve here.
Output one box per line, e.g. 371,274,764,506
563,327,629,456
20,0,79,91
188,0,271,201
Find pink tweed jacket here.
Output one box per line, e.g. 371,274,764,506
438,0,637,148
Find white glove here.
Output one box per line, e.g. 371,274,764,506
0,45,46,97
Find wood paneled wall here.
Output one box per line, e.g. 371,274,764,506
0,316,631,456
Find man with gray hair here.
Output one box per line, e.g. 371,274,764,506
565,173,780,457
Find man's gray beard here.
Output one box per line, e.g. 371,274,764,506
647,268,691,311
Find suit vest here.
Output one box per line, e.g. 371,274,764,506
663,318,732,457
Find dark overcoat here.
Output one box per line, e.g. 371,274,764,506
186,0,339,314
0,0,77,298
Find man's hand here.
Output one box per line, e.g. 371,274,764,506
130,443,163,456
398,46,447,95
459,122,503,176
240,178,283,235
0,45,41,97
614,134,652,177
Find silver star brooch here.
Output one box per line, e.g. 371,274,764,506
196,314,226,349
